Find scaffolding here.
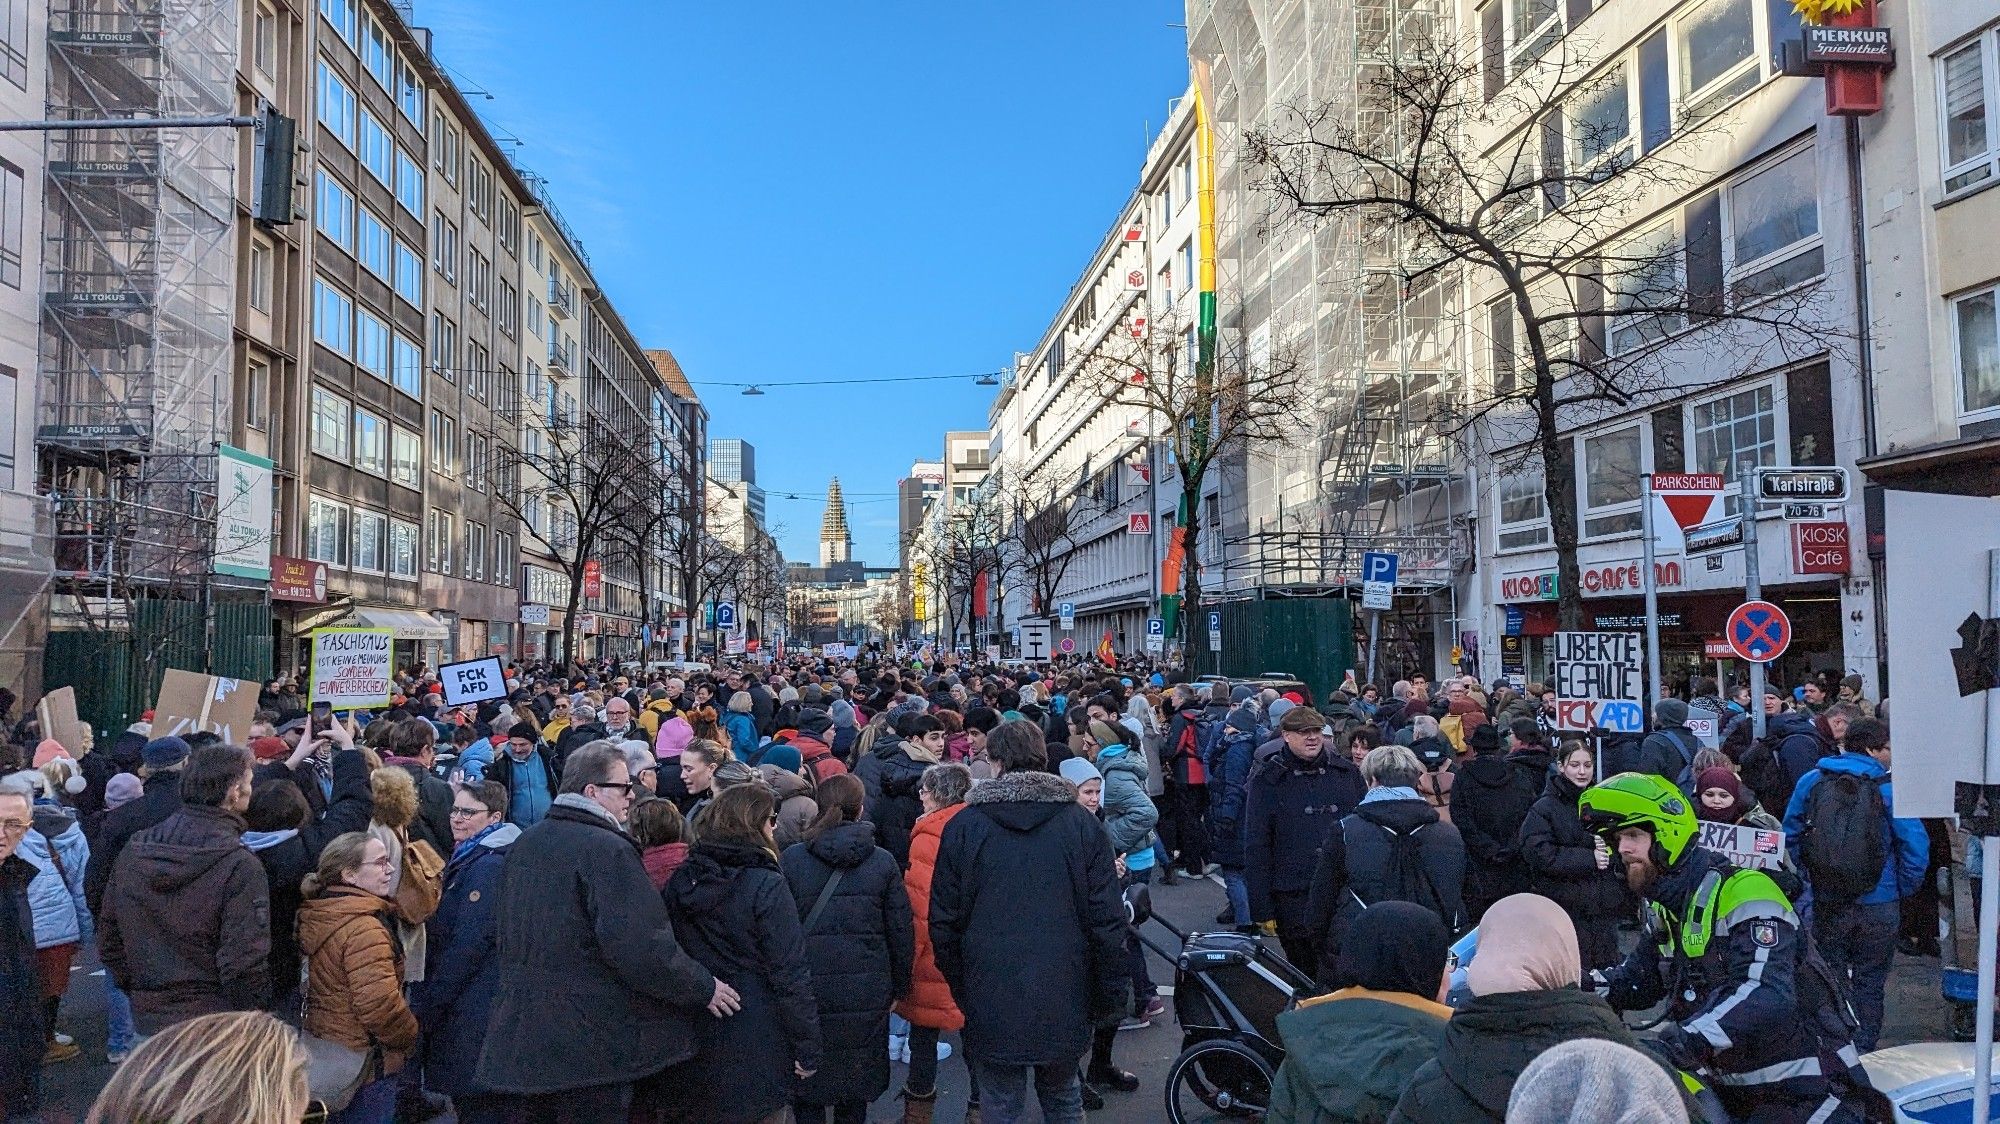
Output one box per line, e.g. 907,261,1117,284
37,0,238,636
1190,0,1469,608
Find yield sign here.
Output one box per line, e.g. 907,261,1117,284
1651,473,1726,552
1725,600,1792,663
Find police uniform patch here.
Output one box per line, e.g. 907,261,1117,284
1750,921,1777,948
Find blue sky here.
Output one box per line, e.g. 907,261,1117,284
417,0,1190,564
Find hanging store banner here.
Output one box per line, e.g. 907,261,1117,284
214,445,274,581
308,628,395,708
1551,631,1644,733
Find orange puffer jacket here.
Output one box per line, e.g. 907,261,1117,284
298,885,421,1072
894,803,966,1031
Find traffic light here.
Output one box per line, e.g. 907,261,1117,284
252,103,296,226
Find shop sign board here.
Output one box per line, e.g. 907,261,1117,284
1695,820,1786,871
1127,513,1152,536
1790,521,1851,576
1500,560,1683,602
438,657,508,706
1803,24,1892,65
270,556,328,603
519,603,551,626
1551,631,1644,733
1499,634,1526,689
1703,637,1734,660
214,446,274,580
308,629,394,708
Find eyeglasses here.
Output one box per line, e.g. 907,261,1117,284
358,856,394,870
0,819,29,836
448,806,492,819
592,781,634,794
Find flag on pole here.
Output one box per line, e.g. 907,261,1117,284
1096,630,1117,667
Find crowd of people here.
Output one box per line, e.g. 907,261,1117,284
0,654,1932,1123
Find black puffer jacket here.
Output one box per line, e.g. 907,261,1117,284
660,841,822,1124
1515,773,1630,970
1449,749,1548,910
1,855,41,1119
1388,987,1663,1123
1304,795,1465,982
853,740,929,867
780,821,913,1106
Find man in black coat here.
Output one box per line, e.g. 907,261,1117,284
1,782,44,1120
1450,721,1551,923
1243,707,1366,969
84,736,190,914
931,720,1126,1123
475,743,735,1117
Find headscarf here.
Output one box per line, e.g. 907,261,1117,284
1125,694,1157,737
1694,766,1750,824
1466,893,1580,996
1331,901,1451,998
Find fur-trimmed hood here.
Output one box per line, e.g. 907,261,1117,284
967,768,1077,807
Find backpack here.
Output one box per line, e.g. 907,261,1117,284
1169,716,1209,786
1348,818,1453,931
1798,770,1890,904
1736,734,1792,815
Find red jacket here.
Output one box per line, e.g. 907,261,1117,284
894,803,965,1031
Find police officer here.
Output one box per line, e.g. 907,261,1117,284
1577,774,1873,1123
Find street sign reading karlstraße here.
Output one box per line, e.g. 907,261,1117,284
1758,467,1848,501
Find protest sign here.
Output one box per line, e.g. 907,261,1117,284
34,687,90,753
1694,820,1787,871
309,628,394,708
153,670,260,744
1551,631,1644,733
438,657,508,706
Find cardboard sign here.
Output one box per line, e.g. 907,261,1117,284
309,628,395,708
153,669,260,744
1551,631,1644,733
35,687,89,753
438,657,508,706
1694,820,1787,872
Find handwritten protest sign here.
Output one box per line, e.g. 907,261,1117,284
1552,631,1644,733
35,687,89,752
153,670,259,744
1694,820,1787,871
309,628,394,708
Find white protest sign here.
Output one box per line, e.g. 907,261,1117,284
1551,631,1644,733
438,657,508,706
1693,820,1787,871
309,628,395,708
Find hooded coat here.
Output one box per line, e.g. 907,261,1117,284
97,804,270,1032
660,841,822,1123
781,821,914,1105
930,768,1128,1067
895,803,966,1031
413,822,519,1098
760,765,820,852
854,738,929,868
1450,748,1549,910
1203,715,1260,867
298,885,420,1073
1,855,40,1119
1388,988,1658,1123
1095,741,1159,868
1515,773,1630,970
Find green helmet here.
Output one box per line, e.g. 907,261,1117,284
1578,772,1698,866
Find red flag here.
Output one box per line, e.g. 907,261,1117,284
1096,630,1117,667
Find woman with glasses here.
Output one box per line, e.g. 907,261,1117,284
298,832,420,1124
413,782,518,1124
654,784,821,1124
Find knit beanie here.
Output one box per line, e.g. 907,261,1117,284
760,744,803,776
1506,1038,1690,1124
1058,758,1101,788
656,716,693,759
829,700,857,729
141,736,191,770
104,772,143,809
33,739,69,769
778,686,800,705
1655,698,1690,726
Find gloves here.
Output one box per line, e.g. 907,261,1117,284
1256,920,1279,936
1654,1024,1713,1072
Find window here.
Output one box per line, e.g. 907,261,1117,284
432,112,461,183
307,496,349,566
528,232,544,272
429,313,457,378
396,59,424,125
392,332,422,397
1580,426,1643,537
316,62,356,149
429,410,455,475
253,5,276,77
465,432,487,491
1508,0,1562,73
310,387,349,458
432,212,458,283
243,357,269,431
1677,0,1757,113
467,161,493,223
1726,144,1821,301
1178,241,1195,295
352,509,386,573
426,508,453,573
493,532,512,587
0,159,21,288
467,250,490,311
528,299,545,339
1608,222,1682,354
355,309,389,381
466,340,489,401
394,147,423,215
248,240,273,311
1571,63,1632,174
1955,288,2000,419
1942,38,1997,194
389,519,419,578
1689,384,1777,512
391,425,421,486
1496,466,1551,549
363,16,393,90
314,170,355,251
1486,295,1517,398
465,522,487,580
497,279,518,337
357,207,390,279
354,407,386,475
319,0,355,43
392,239,422,305
312,276,353,354
498,199,520,254
359,111,392,186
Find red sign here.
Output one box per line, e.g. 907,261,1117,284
1790,521,1850,575
1818,1,1887,116
583,559,602,599
1726,600,1792,663
1650,473,1726,533
1122,224,1143,242
1128,513,1153,536
1498,560,1683,602
1703,637,1734,660
270,555,327,603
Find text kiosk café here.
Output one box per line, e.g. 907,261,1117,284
1494,537,1850,693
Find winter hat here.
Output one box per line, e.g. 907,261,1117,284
1467,723,1502,754
1693,767,1750,824
796,710,832,739
33,739,69,769
655,716,693,759
1230,685,1256,704
777,686,800,705
249,736,291,761
1506,1038,1690,1124
1058,758,1101,788
141,735,191,770
802,685,824,705
1267,698,1296,723
760,743,803,776
1655,698,1690,727
104,772,143,810
829,700,857,729
1841,673,1864,695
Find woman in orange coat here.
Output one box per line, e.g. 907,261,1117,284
298,831,421,1124
895,763,976,1124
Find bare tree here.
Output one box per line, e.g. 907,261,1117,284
1247,28,1834,628
1000,459,1099,620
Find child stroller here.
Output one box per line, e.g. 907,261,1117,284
1129,887,1318,1123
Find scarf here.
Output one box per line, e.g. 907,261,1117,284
1694,766,1750,824
1361,785,1423,805
450,820,506,866
903,737,941,765
553,792,622,828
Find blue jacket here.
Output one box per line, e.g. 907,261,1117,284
1095,743,1158,871
415,822,520,1097
724,712,759,760
1766,710,1831,802
21,804,90,950
1203,726,1259,868
1782,753,1928,907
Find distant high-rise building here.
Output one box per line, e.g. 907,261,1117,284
710,438,755,484
820,477,853,567
899,461,944,572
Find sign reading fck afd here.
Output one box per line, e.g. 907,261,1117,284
1552,631,1644,733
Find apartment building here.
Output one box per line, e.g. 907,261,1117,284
0,0,43,698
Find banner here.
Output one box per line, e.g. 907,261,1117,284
309,628,395,708
1551,631,1643,733
1694,820,1786,871
438,656,509,706
153,669,260,743
214,445,274,580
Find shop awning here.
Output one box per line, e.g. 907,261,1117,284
350,607,450,641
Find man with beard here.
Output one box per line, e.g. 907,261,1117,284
1578,774,1876,1123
